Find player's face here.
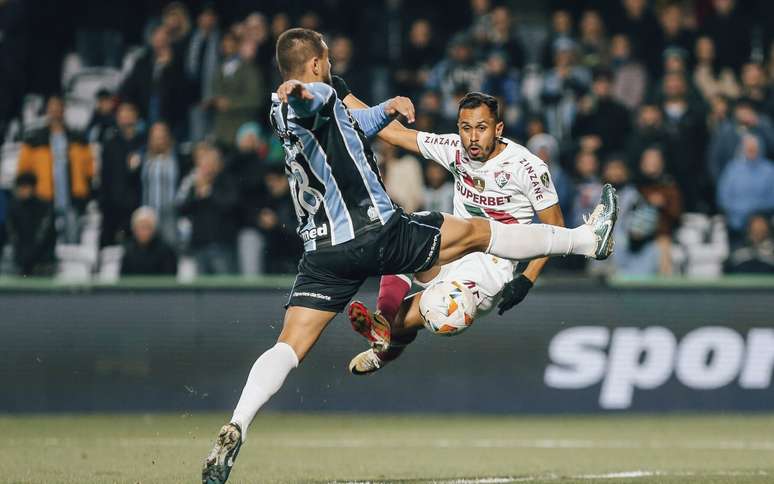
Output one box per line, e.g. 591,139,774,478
317,41,332,85
457,106,503,162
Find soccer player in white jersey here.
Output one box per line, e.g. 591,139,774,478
343,92,567,374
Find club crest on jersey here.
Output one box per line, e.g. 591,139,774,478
494,171,511,188
540,172,550,189
472,177,486,192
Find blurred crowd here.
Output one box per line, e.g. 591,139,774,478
0,0,773,279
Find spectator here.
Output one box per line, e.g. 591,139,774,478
423,162,454,213
612,0,661,76
256,167,302,274
120,206,177,276
636,147,683,275
427,33,486,123
230,123,269,276
527,133,575,213
657,71,709,212
596,156,641,275
692,36,740,102
6,173,56,276
86,89,117,144
141,122,179,244
702,0,752,74
99,102,146,247
725,215,774,273
706,94,731,133
267,12,291,89
739,62,774,118
378,141,425,214
656,3,695,75
394,19,441,99
243,13,274,77
577,10,608,71
177,145,239,275
415,90,448,133
185,4,221,142
229,123,267,222
205,32,263,150
330,35,370,104
625,104,669,170
469,0,494,50
298,10,322,31
568,150,602,228
161,2,192,58
483,6,525,71
270,13,290,47
17,95,94,243
609,34,648,110
541,37,591,142
119,25,187,136
541,9,573,69
708,98,774,180
716,135,774,242
572,68,631,158
481,51,521,134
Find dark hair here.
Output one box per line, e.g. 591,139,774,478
457,92,500,122
276,28,325,78
15,172,37,188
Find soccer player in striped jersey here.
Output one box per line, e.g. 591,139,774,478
343,92,566,375
202,28,618,484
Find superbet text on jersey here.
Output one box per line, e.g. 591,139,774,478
416,132,559,224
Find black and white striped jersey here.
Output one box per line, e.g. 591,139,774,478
270,82,396,252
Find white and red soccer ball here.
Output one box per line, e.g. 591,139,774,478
419,279,477,336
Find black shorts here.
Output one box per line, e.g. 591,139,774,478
287,210,444,312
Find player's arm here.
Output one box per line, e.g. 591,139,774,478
276,80,334,117
342,93,421,154
497,203,565,316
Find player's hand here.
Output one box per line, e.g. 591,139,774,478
384,96,415,124
497,274,533,316
277,80,313,103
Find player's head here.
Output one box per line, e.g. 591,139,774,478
275,27,331,84
456,92,503,162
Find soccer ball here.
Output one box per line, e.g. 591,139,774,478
419,279,477,336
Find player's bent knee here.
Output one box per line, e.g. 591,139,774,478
418,279,478,336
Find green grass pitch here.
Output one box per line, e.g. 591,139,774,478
0,413,772,483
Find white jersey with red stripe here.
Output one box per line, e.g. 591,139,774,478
416,131,559,224
415,131,560,316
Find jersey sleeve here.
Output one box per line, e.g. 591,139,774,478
517,151,560,212
331,75,351,99
416,131,461,172
350,102,390,137
288,82,335,118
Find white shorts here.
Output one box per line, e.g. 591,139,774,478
414,252,516,317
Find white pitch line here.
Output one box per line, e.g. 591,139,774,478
332,470,770,484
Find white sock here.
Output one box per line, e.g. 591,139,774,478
230,342,299,441
486,220,595,260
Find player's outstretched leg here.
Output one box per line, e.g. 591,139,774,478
436,184,618,266
202,307,336,484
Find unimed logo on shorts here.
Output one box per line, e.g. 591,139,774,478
544,326,774,409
